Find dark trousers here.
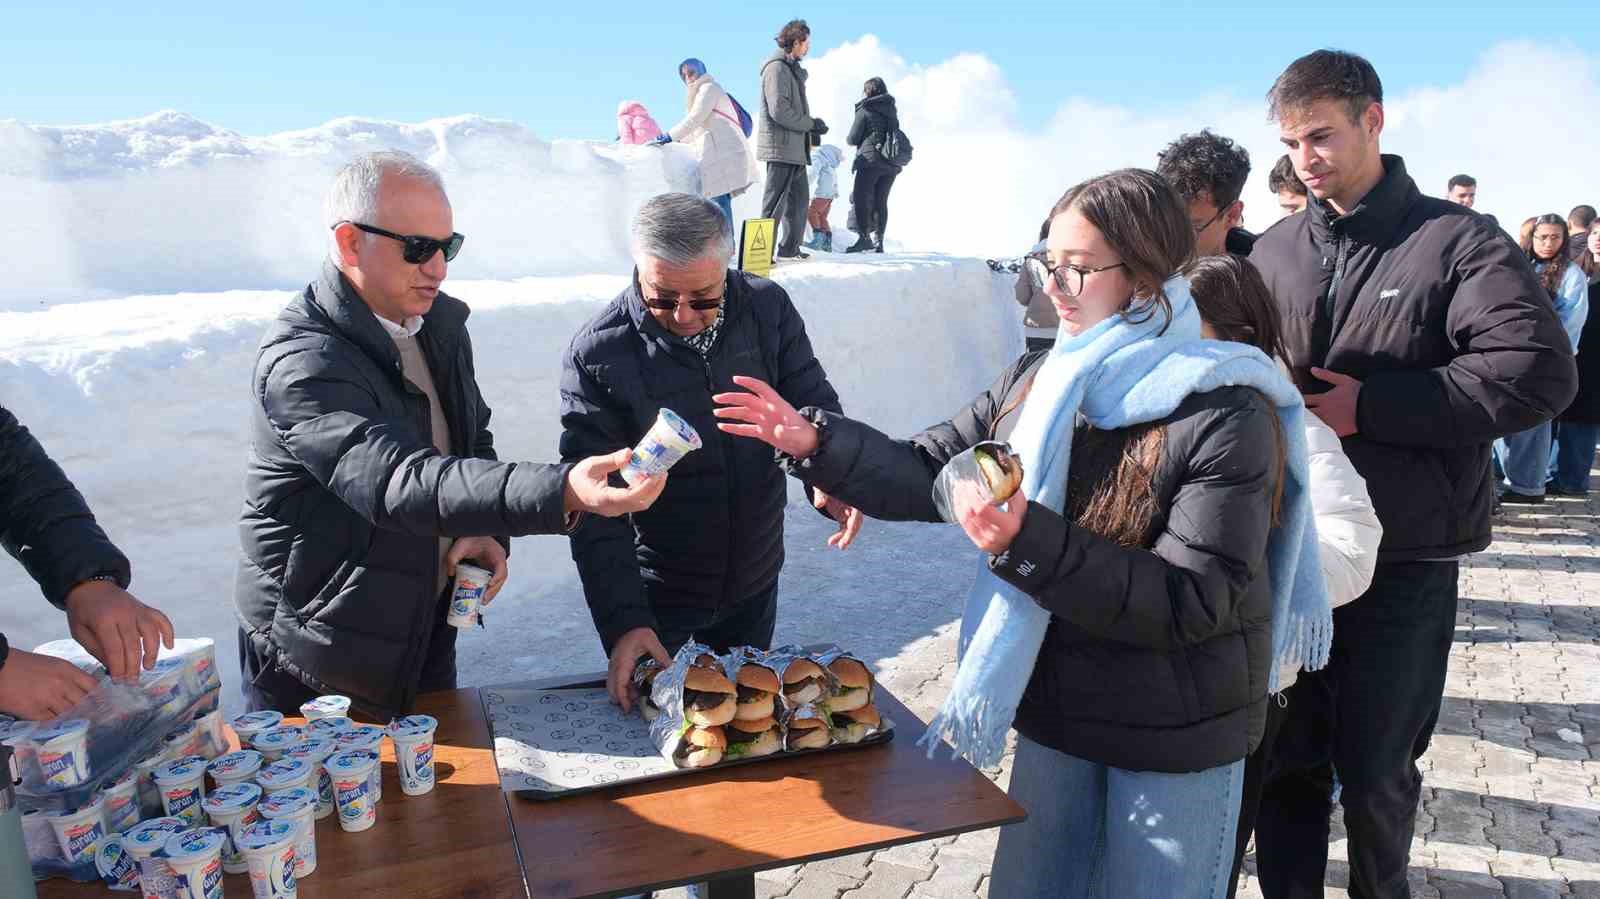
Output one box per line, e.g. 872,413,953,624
851,162,899,241
1228,685,1292,896
653,582,780,656
239,589,459,715
761,162,810,257
1256,561,1459,899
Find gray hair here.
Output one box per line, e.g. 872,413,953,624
630,193,734,266
325,151,446,254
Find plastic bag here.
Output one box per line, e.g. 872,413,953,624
931,441,1024,523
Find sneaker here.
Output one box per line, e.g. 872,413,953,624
1498,490,1545,505
775,249,810,260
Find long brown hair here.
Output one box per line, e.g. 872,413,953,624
1523,213,1572,297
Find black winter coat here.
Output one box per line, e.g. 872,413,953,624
0,405,131,616
785,352,1279,773
1562,274,1600,424
560,272,841,653
1250,155,1576,561
235,262,573,720
846,94,899,168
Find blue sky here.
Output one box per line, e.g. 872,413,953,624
2,0,1594,138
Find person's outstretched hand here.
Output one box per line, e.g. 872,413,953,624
813,487,864,549
564,449,668,517
0,648,98,720
712,376,819,459
64,580,176,681
607,627,671,713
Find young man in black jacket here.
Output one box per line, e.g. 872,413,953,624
560,193,857,712
0,405,175,719
1248,51,1577,899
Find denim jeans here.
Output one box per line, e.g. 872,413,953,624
990,735,1244,898
710,193,733,228
1550,421,1600,493
1497,422,1552,496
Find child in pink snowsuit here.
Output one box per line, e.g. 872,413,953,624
616,100,665,145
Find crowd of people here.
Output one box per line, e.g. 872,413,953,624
2,22,1598,899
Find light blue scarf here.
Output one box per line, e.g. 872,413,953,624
918,276,1331,767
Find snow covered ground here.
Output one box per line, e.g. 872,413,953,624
0,256,1022,714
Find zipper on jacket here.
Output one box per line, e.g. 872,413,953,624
704,355,741,614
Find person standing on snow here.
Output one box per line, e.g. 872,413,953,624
758,19,826,261
615,100,664,145
845,77,901,254
654,58,759,229
805,144,844,252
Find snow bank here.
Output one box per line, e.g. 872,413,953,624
0,111,743,309
0,257,1023,709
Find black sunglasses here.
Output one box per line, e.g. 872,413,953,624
339,222,465,264
642,295,724,312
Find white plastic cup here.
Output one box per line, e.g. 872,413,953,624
237,819,299,899
162,721,202,763
386,715,439,796
190,641,221,692
332,725,384,801
193,709,227,760
252,726,305,763
256,757,314,795
21,808,56,859
621,407,702,485
163,827,227,899
33,718,93,788
45,795,107,864
203,781,263,875
123,817,188,899
134,752,168,819
446,563,492,627
99,769,142,833
298,695,351,721
326,750,380,833
304,716,351,740
153,755,209,825
1,721,39,787
230,711,284,749
259,787,318,878
282,738,336,820
95,832,142,890
208,748,263,790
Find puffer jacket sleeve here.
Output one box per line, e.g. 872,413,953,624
258,347,572,540
1357,230,1579,447
846,107,870,148
989,388,1279,650
558,343,653,652
1557,263,1591,353
785,353,1043,522
668,82,718,143
462,329,514,555
762,60,815,134
1304,412,1381,608
0,404,131,608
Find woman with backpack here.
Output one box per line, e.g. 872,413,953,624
845,77,902,253
657,58,760,227
712,169,1330,896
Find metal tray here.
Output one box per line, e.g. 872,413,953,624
482,680,893,801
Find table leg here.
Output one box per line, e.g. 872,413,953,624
703,873,756,899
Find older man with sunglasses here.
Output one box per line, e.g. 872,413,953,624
560,193,858,713
235,151,667,720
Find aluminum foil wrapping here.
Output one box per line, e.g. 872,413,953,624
645,640,717,766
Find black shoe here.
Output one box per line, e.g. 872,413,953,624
872,232,885,253
775,249,810,260
1499,490,1545,505
844,237,873,254
1546,484,1587,497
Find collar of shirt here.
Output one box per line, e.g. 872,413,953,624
376,313,425,339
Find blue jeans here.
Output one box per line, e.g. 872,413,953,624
1497,422,1552,496
1550,421,1600,494
990,735,1243,898
710,193,733,228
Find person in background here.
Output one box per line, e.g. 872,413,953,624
1268,154,1308,218
845,77,902,254
1551,230,1600,495
1497,214,1590,505
805,144,844,252
758,19,825,261
1182,256,1382,898
656,58,759,229
1520,216,1539,247
0,405,176,720
616,101,664,145
1572,205,1597,262
1446,173,1477,208
1156,129,1256,257
1014,217,1057,351
1249,51,1576,898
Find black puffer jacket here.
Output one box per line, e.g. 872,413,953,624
785,351,1280,773
0,405,131,611
1250,155,1576,561
846,93,898,167
560,271,841,652
235,262,573,719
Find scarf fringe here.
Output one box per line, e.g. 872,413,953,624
1267,609,1335,692
917,695,1012,769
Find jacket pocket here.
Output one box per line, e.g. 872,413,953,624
282,536,351,620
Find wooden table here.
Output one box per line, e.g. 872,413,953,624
38,680,1023,899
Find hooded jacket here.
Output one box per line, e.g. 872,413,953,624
810,145,844,200
616,101,664,145
846,93,899,168
668,75,760,200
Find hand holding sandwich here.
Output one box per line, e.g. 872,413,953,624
608,627,671,712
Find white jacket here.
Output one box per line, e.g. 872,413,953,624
668,74,760,200
1279,410,1383,690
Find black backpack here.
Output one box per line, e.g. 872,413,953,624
879,127,913,168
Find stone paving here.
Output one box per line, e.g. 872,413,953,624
646,488,1600,898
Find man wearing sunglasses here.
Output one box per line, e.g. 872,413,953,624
236,151,667,721
560,193,858,718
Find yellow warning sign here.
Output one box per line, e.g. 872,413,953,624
739,218,775,278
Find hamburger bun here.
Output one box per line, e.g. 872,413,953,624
782,659,825,685
975,443,1023,502
684,725,727,749
736,664,781,694
830,704,882,744
677,725,727,768
837,705,880,728
739,728,781,757
685,666,736,694
786,716,831,750
783,660,827,705
735,693,775,721
826,658,872,689
685,696,737,727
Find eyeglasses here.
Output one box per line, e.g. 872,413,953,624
1023,253,1127,297
338,222,465,264
1190,205,1230,235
